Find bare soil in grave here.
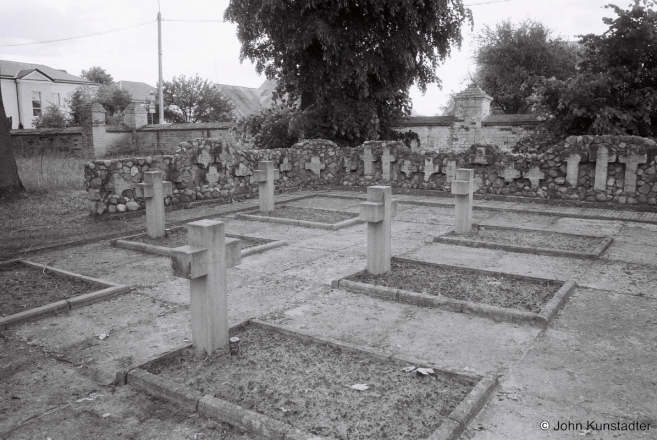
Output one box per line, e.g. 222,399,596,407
251,206,358,224
148,326,476,440
126,228,272,249
349,260,562,313
0,262,99,317
455,227,604,252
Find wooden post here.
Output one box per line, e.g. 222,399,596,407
253,161,280,213
359,186,398,275
170,220,241,356
452,169,474,234
135,170,172,238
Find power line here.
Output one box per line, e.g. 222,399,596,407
162,19,224,23
0,20,155,48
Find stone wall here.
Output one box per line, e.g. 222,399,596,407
10,127,84,156
85,135,657,215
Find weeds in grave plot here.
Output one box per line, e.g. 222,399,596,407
126,229,271,249
349,260,562,313
457,228,605,252
251,206,357,223
148,326,476,439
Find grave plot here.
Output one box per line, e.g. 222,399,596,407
236,206,361,230
129,320,497,440
435,225,613,259
281,195,364,212
111,226,287,258
334,257,576,328
0,260,129,329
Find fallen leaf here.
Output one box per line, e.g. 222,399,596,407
350,384,369,391
279,407,288,412
401,366,416,373
416,368,434,375
102,413,110,418
97,333,109,340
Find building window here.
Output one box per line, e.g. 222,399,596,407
51,92,60,107
32,91,42,116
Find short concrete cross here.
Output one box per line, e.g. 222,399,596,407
381,146,396,180
501,163,521,183
359,146,376,176
135,170,173,238
171,220,241,356
565,153,582,187
619,152,648,193
253,161,280,212
444,160,458,183
423,157,441,182
205,165,221,185
526,166,545,189
305,156,325,175
359,186,398,275
592,146,617,191
194,147,214,168
470,147,494,165
452,169,474,234
342,156,354,174
400,159,415,178
279,157,292,172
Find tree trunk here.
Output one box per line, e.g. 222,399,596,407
0,81,25,195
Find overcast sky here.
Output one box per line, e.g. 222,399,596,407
0,0,617,115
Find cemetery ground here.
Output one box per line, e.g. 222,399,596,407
1,189,657,439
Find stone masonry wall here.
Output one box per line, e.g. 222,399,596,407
10,130,84,156
84,135,657,215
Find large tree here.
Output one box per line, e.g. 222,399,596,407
160,74,233,123
225,0,472,144
473,19,579,114
0,81,24,194
67,84,132,125
80,66,114,86
533,0,657,136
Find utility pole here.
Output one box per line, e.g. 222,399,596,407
157,10,164,125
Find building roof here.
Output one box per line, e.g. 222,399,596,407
137,122,233,131
214,84,262,117
482,114,541,126
393,116,455,127
115,80,156,102
0,60,96,85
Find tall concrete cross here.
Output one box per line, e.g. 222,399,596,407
135,170,173,238
380,146,396,180
592,146,616,191
305,157,325,175
452,169,474,234
619,152,648,194
444,160,458,183
359,146,376,176
253,160,280,212
171,220,241,356
423,157,441,182
566,153,582,187
526,166,545,189
359,186,398,275
279,157,292,172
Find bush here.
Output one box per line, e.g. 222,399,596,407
33,104,69,129
236,106,298,149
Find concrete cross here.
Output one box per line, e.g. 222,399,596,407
423,157,441,182
444,160,458,183
470,147,494,165
526,166,545,189
452,169,474,234
205,164,221,185
305,156,325,175
194,148,214,168
619,152,648,194
342,156,354,174
501,163,521,183
135,170,173,238
565,153,582,187
359,186,398,275
400,160,415,178
359,146,376,176
591,146,617,191
234,163,252,177
171,220,241,356
380,146,396,180
253,160,280,212
279,157,292,172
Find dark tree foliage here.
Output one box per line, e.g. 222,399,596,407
533,0,657,136
473,19,579,114
160,75,234,123
67,85,133,125
237,106,298,149
80,66,114,86
33,104,69,128
225,0,471,145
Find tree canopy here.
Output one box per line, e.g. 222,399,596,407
160,75,233,123
67,85,133,125
473,19,579,114
533,0,657,136
80,66,114,86
225,0,472,145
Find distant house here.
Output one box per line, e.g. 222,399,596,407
213,79,277,117
0,59,98,129
115,80,156,107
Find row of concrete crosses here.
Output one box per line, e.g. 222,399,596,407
133,162,475,356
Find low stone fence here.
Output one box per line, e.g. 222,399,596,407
84,135,657,214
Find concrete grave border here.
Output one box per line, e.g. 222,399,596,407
0,260,130,329
110,226,287,258
434,225,614,259
332,257,577,329
122,318,497,440
236,207,362,231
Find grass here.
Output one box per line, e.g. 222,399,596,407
16,153,87,192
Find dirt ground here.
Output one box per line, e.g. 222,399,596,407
1,189,656,439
